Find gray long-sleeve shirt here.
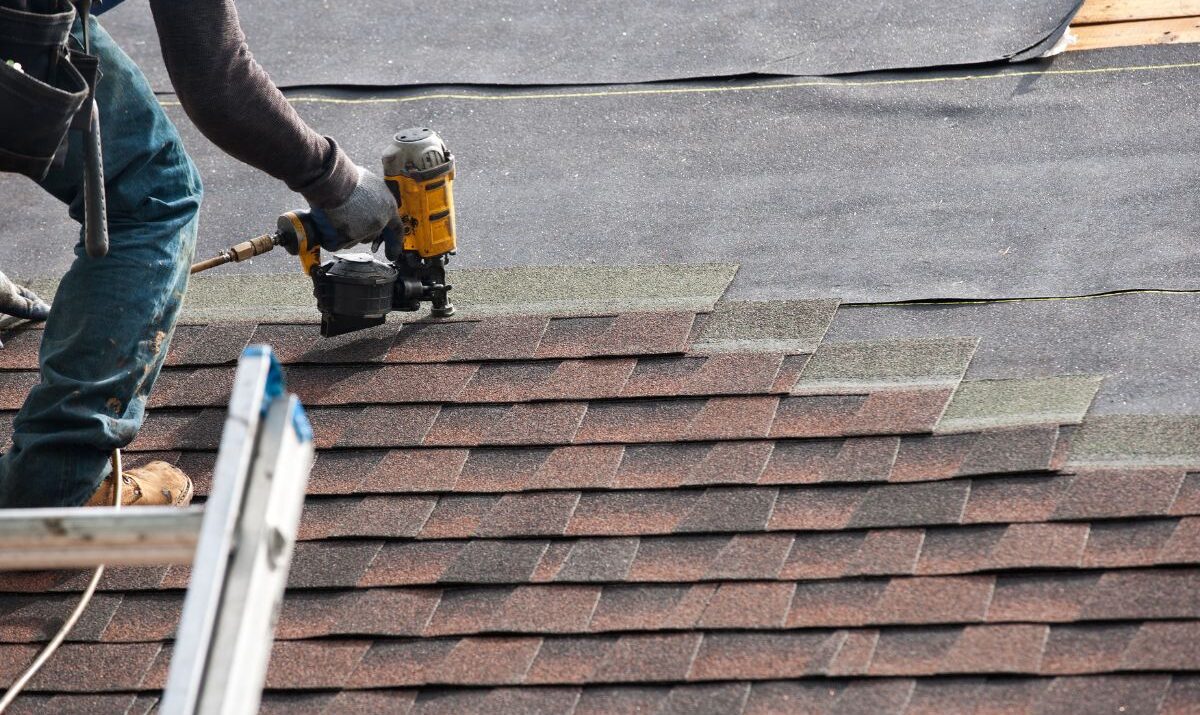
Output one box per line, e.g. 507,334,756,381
147,0,356,208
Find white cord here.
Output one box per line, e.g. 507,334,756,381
0,449,122,712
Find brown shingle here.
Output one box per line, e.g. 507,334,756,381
768,487,863,531
627,536,729,582
528,445,624,490
575,399,705,443
536,312,694,358
346,363,478,404
299,495,436,540
1041,623,1137,674
985,573,1099,623
336,589,443,638
572,684,670,715
166,323,254,366
593,633,702,683
613,444,706,489
337,405,440,447
1121,621,1200,672
892,426,1060,482
451,317,549,362
440,541,549,584
762,437,899,485
386,321,476,363
848,481,970,529
551,538,640,582
688,631,842,680
845,529,927,576
361,449,468,492
683,442,773,486
0,327,41,369
418,495,500,539
349,639,457,688
485,402,588,445
697,583,795,628
1081,520,1179,568
676,487,779,533
687,396,779,440
453,448,547,492
568,491,701,536
493,585,601,633
1052,468,1187,519
524,636,612,684
621,354,783,398
988,522,1091,571
459,359,635,403
423,587,513,636
589,585,711,632
358,541,459,587
705,534,793,580
475,492,581,537
13,643,162,691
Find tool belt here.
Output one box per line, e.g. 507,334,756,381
0,0,98,181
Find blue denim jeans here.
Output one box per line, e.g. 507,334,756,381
0,17,202,507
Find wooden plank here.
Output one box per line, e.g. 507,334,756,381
1073,0,1200,24
1067,16,1200,49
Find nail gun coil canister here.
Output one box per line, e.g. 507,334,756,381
382,128,456,259
311,253,397,337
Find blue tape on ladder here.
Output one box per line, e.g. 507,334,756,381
290,401,314,444
243,344,313,442
243,345,284,415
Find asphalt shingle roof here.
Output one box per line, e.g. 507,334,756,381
0,298,1195,713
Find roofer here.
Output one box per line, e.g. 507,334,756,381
0,0,398,507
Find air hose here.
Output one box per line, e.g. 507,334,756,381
0,449,122,712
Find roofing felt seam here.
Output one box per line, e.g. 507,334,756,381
99,0,1084,89
171,58,1200,108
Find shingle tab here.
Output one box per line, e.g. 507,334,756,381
792,336,978,393
937,376,1103,434
691,300,839,354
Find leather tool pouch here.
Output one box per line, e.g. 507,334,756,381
0,0,93,180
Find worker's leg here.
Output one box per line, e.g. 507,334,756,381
0,17,202,507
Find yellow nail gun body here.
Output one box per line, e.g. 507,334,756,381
191,128,457,338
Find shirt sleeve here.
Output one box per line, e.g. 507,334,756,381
147,0,357,208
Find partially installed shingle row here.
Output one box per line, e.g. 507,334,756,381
7,568,1199,643
0,300,1196,711
7,675,1200,715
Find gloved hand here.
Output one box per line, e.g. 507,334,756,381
0,271,49,323
308,165,401,252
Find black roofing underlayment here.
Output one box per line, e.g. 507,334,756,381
98,0,1082,88
3,45,1196,302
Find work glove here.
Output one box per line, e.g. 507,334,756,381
309,166,401,253
0,271,49,323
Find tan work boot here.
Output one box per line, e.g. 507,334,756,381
85,461,194,507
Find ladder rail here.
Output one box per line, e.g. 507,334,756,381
156,347,275,714
196,395,313,714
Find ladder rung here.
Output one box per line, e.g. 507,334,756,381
0,506,205,569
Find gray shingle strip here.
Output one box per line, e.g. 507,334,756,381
690,300,840,354
936,376,1103,434
31,264,738,325
1068,415,1200,468
792,337,978,394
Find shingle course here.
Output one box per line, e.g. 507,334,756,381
3,307,1196,706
